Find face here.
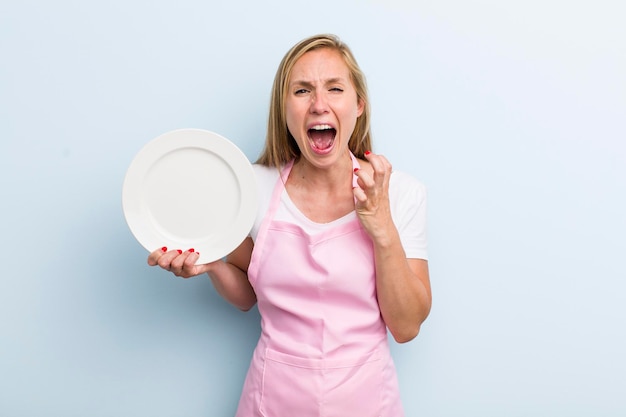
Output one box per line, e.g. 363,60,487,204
285,48,365,170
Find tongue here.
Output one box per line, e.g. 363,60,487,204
310,129,335,150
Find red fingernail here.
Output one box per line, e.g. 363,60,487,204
365,150,371,155
161,246,167,252
353,168,359,173
177,249,182,254
188,248,195,253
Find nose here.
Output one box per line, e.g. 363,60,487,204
309,92,329,114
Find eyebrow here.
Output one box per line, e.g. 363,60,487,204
289,77,347,88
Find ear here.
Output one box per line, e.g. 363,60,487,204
357,97,365,117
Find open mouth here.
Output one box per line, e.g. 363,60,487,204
307,124,337,152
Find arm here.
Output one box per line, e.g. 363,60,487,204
353,153,432,343
147,237,257,311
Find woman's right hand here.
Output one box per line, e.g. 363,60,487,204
147,247,219,278
147,238,257,310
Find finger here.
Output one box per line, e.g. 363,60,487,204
170,249,193,275
364,152,392,189
366,152,391,176
147,246,168,266
378,154,392,174
183,250,202,272
352,185,367,205
157,249,183,271
353,166,375,192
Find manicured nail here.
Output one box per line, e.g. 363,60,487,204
177,249,182,254
353,168,359,173
188,248,195,253
364,150,371,156
161,246,168,252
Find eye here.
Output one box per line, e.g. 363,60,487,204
294,88,309,95
329,87,344,92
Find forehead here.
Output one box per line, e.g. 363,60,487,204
289,48,351,82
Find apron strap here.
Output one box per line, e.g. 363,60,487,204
349,151,361,189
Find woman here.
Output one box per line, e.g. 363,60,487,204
148,34,431,416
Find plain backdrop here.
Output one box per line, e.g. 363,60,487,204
1,1,625,416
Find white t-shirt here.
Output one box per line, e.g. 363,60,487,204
250,164,428,260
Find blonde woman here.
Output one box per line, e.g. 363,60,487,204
149,34,431,416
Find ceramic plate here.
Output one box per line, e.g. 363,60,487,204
122,128,257,264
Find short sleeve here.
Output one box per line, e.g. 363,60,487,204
250,164,281,242
389,171,428,260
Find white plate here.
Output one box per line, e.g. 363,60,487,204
122,128,258,264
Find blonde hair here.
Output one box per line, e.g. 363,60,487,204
256,34,372,167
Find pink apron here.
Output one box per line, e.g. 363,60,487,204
235,154,404,417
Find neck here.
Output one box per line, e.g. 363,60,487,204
291,151,353,191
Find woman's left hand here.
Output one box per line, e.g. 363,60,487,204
352,151,395,242
353,151,432,343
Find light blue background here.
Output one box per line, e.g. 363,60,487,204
1,1,625,416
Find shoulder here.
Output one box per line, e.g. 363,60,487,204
389,170,427,205
388,170,428,227
249,164,281,242
252,163,281,209
252,163,280,186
